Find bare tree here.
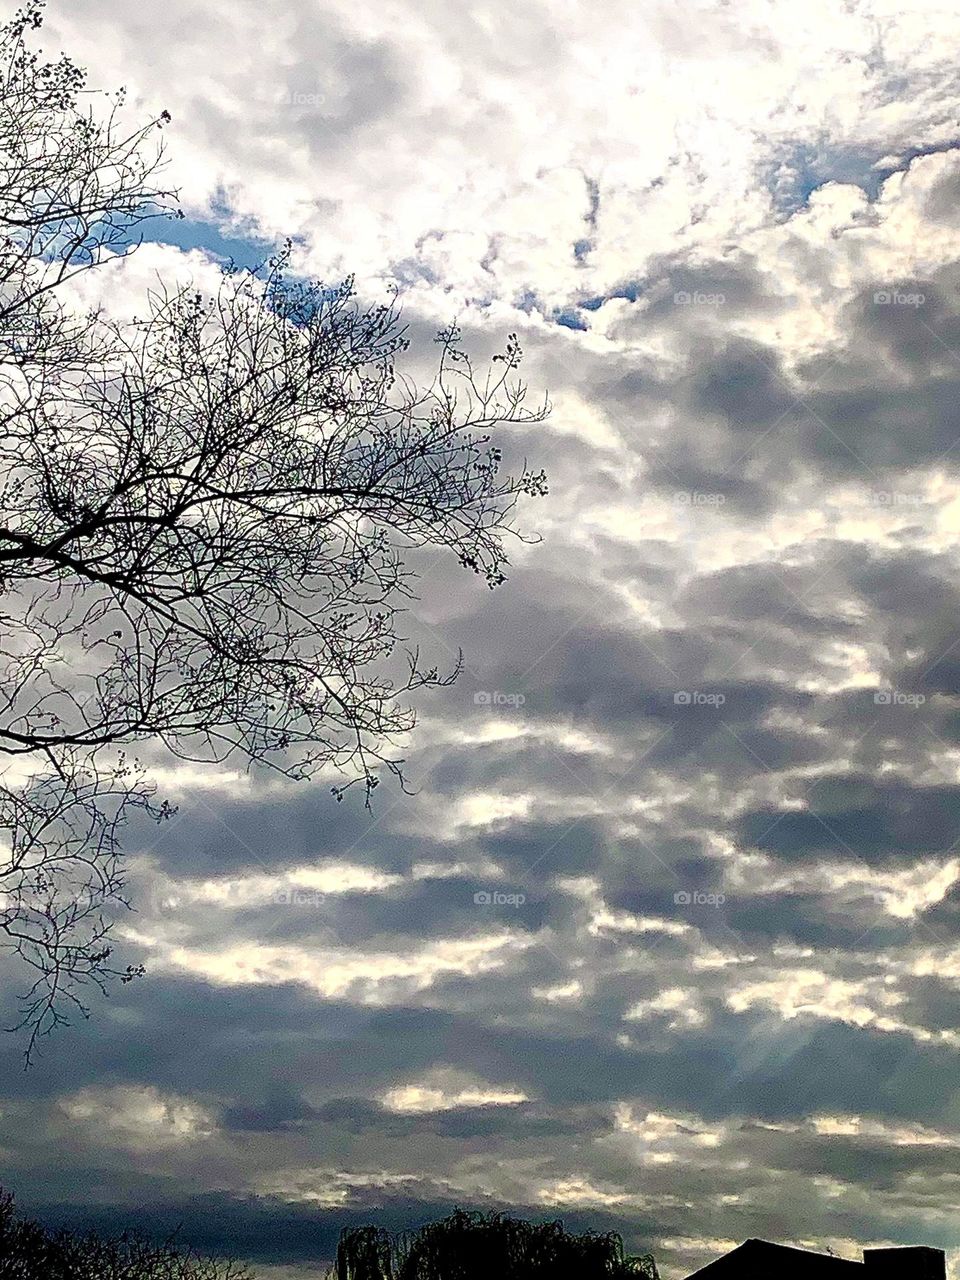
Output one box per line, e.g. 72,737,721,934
0,2,548,1060
0,1185,253,1278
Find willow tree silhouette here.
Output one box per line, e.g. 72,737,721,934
332,1210,660,1280
0,1,548,1061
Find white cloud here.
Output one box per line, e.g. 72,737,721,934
58,1086,215,1149
380,1068,529,1113
130,928,533,1001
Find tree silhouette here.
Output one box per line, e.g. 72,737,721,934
333,1209,660,1280
0,0,548,1061
0,1186,252,1278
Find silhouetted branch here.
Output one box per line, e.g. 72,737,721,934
0,4,547,1058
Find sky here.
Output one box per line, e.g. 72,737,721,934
4,1,960,1277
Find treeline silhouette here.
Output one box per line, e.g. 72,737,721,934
0,1189,661,1278
331,1209,660,1280
0,1187,249,1278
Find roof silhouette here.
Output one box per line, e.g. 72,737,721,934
687,1240,947,1280
686,1240,871,1279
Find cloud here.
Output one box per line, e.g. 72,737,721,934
380,1068,529,1114
8,0,960,1277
